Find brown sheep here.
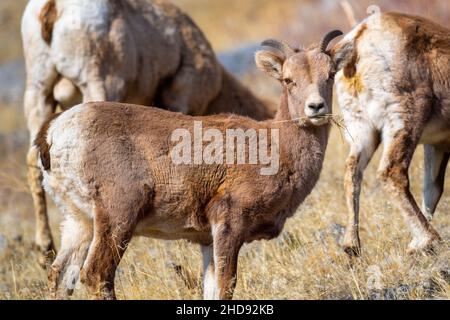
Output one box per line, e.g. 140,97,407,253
34,31,343,300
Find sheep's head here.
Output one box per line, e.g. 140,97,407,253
256,30,343,126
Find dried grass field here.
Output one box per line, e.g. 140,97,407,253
0,0,449,300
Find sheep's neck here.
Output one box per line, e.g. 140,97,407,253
273,88,293,124
271,89,330,198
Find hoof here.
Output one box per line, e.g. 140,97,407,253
406,233,441,256
343,245,361,258
342,233,361,258
35,242,56,269
406,245,436,256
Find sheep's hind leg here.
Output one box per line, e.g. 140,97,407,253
342,124,379,257
377,130,441,254
80,204,133,300
48,215,92,299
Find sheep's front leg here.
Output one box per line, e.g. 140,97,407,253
212,224,242,300
159,63,220,116
377,131,441,253
422,145,449,221
342,124,379,257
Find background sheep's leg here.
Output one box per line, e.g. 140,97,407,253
377,129,441,253
159,64,219,116
53,78,82,110
212,224,242,300
78,73,128,104
48,215,92,299
342,124,379,257
24,71,58,268
201,244,216,300
422,145,449,220
80,204,132,300
79,80,107,103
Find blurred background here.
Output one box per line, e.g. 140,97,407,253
0,0,449,300
1,0,449,137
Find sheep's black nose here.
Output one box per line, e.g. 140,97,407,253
308,102,325,112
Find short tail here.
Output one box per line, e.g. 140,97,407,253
34,113,62,171
39,0,57,45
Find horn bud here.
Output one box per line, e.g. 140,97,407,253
261,39,296,58
319,30,344,53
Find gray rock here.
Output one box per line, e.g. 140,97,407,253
218,43,260,78
382,284,411,300
0,59,25,106
369,279,444,300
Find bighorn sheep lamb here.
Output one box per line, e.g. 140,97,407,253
331,12,447,256
22,0,272,266
35,31,343,300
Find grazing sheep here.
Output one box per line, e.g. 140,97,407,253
22,0,272,266
35,31,343,299
331,12,447,256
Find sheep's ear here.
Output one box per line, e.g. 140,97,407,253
330,41,355,72
255,50,284,80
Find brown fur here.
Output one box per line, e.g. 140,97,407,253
39,0,57,45
43,33,341,299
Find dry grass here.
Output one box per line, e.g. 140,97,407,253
0,0,449,300
0,107,26,133
0,126,448,300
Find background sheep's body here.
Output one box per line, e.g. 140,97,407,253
333,12,449,255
